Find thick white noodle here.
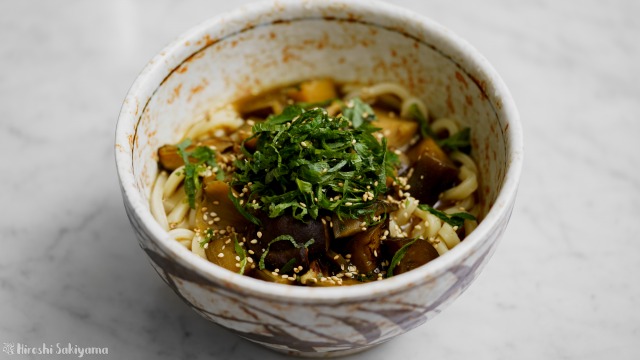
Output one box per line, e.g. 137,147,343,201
185,105,243,140
359,83,411,100
175,211,193,229
163,185,185,213
424,213,442,239
169,225,195,249
441,166,478,201
438,223,461,249
399,96,427,119
465,219,479,234
344,82,429,121
432,238,449,255
450,151,478,174
150,171,169,231
167,201,190,228
388,219,403,238
394,197,420,226
169,228,195,240
455,196,476,212
188,208,196,228
191,234,207,259
431,118,460,137
163,166,185,200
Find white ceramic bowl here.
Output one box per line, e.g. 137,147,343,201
115,0,522,357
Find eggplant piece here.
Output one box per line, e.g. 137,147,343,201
344,224,384,274
325,249,348,272
382,237,439,276
288,79,337,103
204,234,249,275
332,217,364,239
246,214,331,271
332,201,396,239
406,138,458,205
201,180,251,233
371,108,419,149
158,138,234,171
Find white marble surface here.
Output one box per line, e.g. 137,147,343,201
1,0,639,359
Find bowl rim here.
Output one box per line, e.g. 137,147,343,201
115,0,523,304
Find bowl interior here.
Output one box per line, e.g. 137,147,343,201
117,0,519,298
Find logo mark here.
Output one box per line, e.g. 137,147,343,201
3,342,15,355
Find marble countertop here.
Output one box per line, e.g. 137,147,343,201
1,0,638,359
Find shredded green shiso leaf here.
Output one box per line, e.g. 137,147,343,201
232,98,398,222
176,139,222,209
417,204,476,228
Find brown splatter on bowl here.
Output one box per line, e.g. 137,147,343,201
115,0,523,357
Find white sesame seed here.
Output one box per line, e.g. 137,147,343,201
257,231,263,238
248,250,255,255
217,253,224,258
